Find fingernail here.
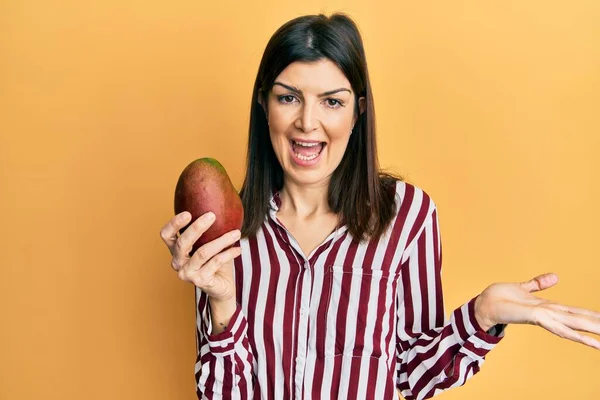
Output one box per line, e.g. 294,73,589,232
205,212,215,221
232,230,241,239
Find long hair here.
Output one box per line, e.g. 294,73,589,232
239,13,403,242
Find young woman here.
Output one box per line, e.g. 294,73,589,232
160,13,600,400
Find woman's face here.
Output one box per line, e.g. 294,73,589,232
261,59,365,188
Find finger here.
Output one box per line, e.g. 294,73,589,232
553,309,600,336
200,246,243,278
546,303,600,319
539,317,600,350
521,273,559,293
186,229,242,274
181,246,242,284
174,211,216,258
160,211,191,251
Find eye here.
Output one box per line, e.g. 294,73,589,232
278,95,298,104
324,98,343,109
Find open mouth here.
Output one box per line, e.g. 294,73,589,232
290,140,326,161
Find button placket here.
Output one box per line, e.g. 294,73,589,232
294,261,313,397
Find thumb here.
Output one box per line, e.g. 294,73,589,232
521,273,559,293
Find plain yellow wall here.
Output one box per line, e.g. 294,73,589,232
1,1,598,399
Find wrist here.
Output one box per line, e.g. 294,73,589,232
208,294,236,307
474,294,496,332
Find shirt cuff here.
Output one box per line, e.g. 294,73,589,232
206,302,247,356
452,295,506,342
468,295,506,340
451,295,506,358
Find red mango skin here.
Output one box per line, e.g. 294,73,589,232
174,158,244,255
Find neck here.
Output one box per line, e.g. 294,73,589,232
278,180,332,220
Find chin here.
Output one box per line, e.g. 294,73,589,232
284,164,334,186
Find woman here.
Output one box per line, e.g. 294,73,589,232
159,13,600,400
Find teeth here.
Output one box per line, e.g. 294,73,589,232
294,152,319,161
294,141,321,147
291,140,325,162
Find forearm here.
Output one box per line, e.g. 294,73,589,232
197,292,255,397
208,296,237,335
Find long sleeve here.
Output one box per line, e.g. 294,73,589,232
395,206,506,400
195,287,255,399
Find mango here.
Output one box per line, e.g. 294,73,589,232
173,158,244,255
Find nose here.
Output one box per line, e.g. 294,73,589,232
296,102,319,132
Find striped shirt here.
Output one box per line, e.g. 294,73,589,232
194,180,505,400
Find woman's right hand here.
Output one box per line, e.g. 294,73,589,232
159,211,242,302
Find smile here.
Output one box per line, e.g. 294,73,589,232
288,140,326,165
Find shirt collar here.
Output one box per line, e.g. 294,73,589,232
269,187,282,211
267,186,348,238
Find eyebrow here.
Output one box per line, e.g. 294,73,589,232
273,81,352,97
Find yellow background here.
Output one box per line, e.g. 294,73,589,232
1,1,599,399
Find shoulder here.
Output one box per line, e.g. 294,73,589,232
392,180,438,220
388,180,439,245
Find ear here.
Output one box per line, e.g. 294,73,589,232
358,96,366,115
353,96,366,126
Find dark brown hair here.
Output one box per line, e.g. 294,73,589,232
239,13,403,242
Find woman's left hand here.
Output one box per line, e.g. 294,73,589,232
474,272,600,350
